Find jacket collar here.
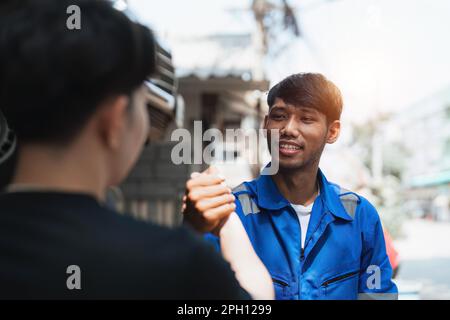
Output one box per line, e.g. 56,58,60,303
317,170,354,221
254,165,353,221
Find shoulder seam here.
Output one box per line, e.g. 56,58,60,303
338,187,361,219
232,183,260,215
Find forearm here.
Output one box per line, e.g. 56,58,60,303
219,212,274,300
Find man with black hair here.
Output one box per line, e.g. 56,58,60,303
0,0,274,299
185,73,399,300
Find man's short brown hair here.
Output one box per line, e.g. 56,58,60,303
267,73,343,122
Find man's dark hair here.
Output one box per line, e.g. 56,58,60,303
0,0,156,144
267,73,343,122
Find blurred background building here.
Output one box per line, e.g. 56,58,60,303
395,87,450,222
175,33,269,185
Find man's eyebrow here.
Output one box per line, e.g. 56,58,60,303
298,106,319,115
269,105,286,112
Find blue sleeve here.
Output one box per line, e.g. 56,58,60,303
358,198,398,299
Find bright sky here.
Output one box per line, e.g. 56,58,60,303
128,0,450,124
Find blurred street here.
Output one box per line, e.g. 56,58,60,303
395,219,450,299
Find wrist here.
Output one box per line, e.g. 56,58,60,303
217,212,238,238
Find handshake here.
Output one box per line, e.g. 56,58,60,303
182,166,274,300
182,166,236,235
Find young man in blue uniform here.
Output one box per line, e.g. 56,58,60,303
184,73,398,300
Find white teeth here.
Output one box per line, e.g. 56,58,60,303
280,144,300,150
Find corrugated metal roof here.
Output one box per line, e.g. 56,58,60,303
170,34,263,81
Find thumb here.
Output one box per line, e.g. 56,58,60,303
207,166,226,181
190,172,201,178
206,165,220,175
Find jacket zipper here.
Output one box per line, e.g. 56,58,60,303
272,278,288,287
321,270,359,287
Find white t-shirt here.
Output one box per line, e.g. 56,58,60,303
291,202,313,249
290,187,320,249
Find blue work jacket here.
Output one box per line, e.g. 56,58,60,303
206,169,398,300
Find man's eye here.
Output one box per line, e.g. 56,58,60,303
270,114,284,120
302,117,314,122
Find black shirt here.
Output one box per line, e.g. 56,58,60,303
0,191,249,299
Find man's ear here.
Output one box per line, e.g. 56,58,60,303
97,95,129,150
326,120,341,144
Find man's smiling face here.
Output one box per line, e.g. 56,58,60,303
264,97,339,171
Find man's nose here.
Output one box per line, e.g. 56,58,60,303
280,117,300,137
